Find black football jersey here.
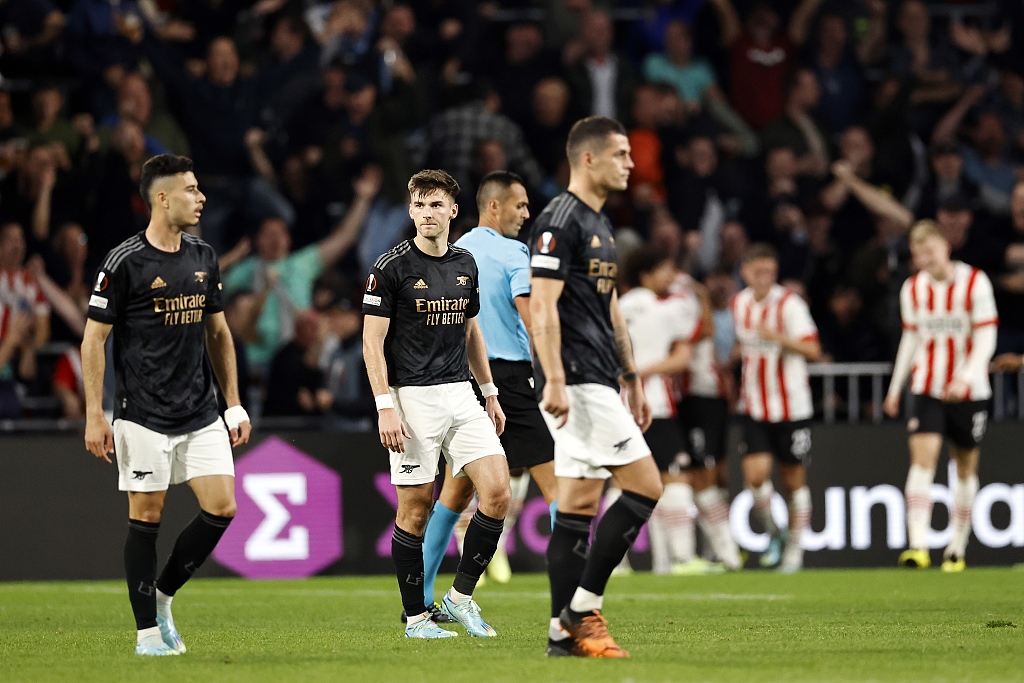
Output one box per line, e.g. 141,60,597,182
529,192,620,392
362,239,481,387
87,231,225,434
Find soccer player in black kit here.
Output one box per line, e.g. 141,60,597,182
362,169,511,639
82,155,251,656
530,117,663,658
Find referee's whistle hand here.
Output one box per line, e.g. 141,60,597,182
230,422,252,447
85,416,114,464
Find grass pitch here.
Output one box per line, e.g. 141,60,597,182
1,569,1021,683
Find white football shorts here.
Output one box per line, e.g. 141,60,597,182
541,383,651,479
113,418,234,492
389,381,505,485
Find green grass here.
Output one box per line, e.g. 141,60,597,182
1,569,1022,682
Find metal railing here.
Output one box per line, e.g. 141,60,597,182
809,362,893,425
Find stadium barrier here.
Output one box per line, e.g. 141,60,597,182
2,422,1022,582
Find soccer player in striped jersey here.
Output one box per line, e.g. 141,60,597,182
884,221,998,572
732,244,821,573
672,274,743,572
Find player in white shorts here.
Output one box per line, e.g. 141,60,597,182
362,169,510,639
732,243,821,573
530,116,662,658
82,155,251,657
884,221,998,572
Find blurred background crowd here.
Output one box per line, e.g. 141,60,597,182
0,0,1023,428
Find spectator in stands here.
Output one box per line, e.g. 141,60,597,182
261,308,330,417
916,138,980,220
167,0,249,61
932,84,1015,216
83,119,150,265
708,0,812,131
819,126,882,251
0,143,79,253
0,0,66,80
26,222,88,343
223,165,380,368
627,84,668,209
522,77,573,188
642,19,757,156
133,30,297,252
990,182,1024,360
0,221,48,415
422,79,543,193
313,275,373,430
761,68,830,180
65,0,144,114
490,22,560,128
563,9,639,124
668,134,746,276
986,69,1024,160
887,0,964,132
27,85,79,154
100,72,190,157
807,9,873,134
51,344,84,418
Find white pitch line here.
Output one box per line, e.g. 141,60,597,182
1,584,791,601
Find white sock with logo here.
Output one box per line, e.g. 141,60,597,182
947,475,978,559
905,464,935,550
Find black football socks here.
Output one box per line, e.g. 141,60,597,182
452,510,505,595
578,491,658,598
125,520,160,630
546,512,592,618
155,510,233,597
392,526,427,618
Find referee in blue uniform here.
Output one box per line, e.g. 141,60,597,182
416,171,558,619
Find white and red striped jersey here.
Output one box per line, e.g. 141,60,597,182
668,273,726,399
0,268,49,338
733,284,818,423
620,286,700,419
899,262,998,400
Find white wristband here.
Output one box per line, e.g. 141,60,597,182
224,405,250,430
375,394,395,411
480,382,498,398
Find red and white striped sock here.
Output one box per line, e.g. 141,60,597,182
695,487,741,570
749,481,780,535
947,475,978,559
659,483,695,565
783,486,811,568
905,464,935,550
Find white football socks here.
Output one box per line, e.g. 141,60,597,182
947,475,979,558
568,587,603,613
783,486,811,569
905,464,936,550
660,482,695,565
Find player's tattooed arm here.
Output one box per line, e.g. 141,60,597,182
81,319,114,462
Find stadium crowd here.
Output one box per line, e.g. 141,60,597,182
1,0,1023,426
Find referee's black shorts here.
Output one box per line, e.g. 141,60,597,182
475,360,554,470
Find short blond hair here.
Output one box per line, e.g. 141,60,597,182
909,220,946,246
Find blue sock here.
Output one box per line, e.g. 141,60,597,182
549,500,558,532
422,501,460,608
